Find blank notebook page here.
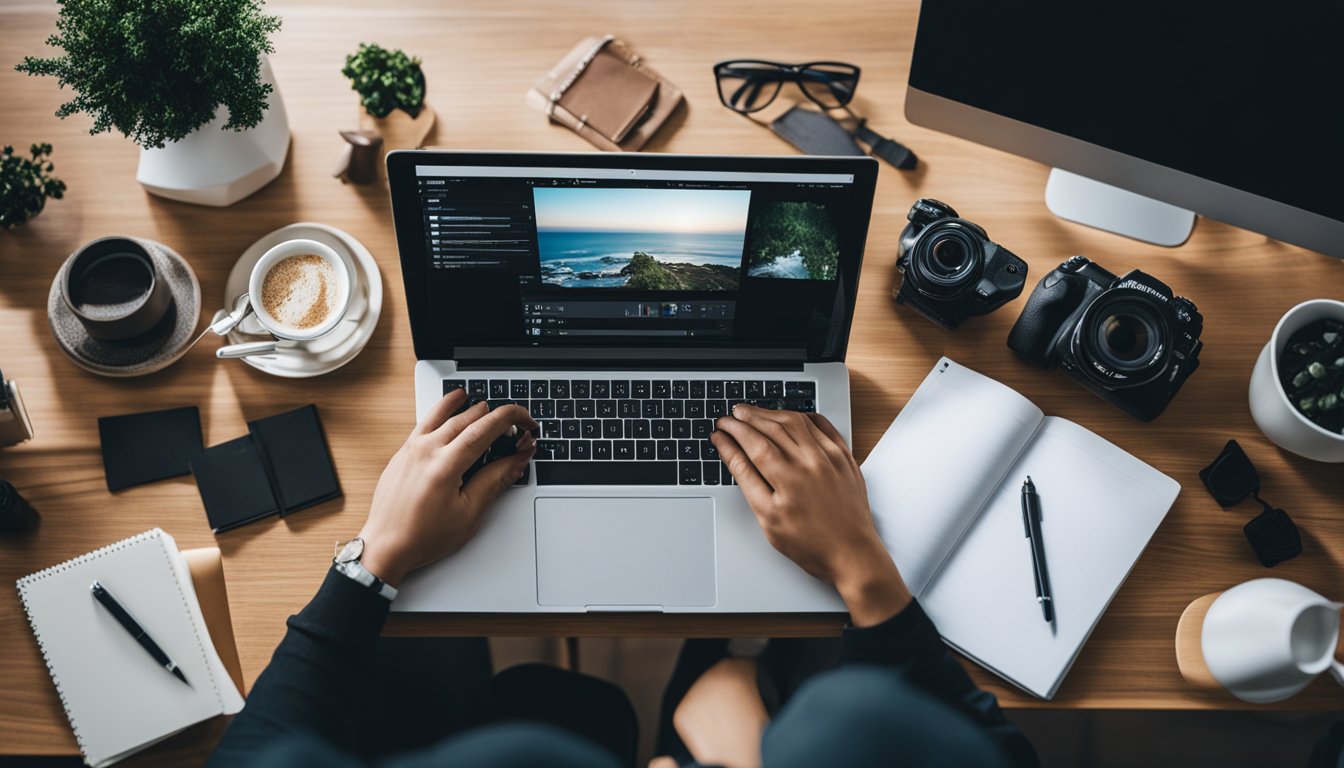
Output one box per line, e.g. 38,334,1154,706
16,529,243,767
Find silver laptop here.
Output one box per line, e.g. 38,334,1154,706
386,151,879,614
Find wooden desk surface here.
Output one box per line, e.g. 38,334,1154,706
3,0,1344,758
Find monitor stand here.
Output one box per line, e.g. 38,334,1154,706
1044,168,1196,247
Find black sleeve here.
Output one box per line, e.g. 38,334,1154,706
839,599,1039,768
206,567,390,767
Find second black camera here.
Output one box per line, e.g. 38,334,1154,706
895,199,1028,330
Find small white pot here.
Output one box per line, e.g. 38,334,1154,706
1248,299,1344,462
136,56,290,207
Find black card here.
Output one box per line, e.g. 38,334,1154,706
190,436,281,532
248,405,342,515
98,407,204,491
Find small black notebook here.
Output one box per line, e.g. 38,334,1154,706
190,405,341,533
98,407,204,491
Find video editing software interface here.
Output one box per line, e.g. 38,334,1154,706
412,164,864,358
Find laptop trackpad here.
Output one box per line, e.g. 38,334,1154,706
535,497,717,608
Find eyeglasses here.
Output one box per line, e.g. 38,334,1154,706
713,60,861,114
1199,439,1302,567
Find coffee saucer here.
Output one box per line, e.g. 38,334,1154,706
220,223,383,378
47,238,201,377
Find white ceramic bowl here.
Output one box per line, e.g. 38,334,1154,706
1248,299,1344,462
247,238,352,341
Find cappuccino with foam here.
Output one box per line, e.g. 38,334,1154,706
260,254,340,331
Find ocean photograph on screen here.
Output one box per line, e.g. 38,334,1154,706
534,187,750,290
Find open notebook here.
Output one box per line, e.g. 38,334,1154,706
862,358,1180,699
16,529,244,767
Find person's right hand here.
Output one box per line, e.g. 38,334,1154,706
712,405,912,626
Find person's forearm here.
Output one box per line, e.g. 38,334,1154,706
207,568,391,766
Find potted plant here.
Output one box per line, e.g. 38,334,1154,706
343,43,436,151
1,144,66,229
16,0,288,207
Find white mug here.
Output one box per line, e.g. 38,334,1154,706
247,238,353,341
1248,299,1344,462
1201,578,1344,703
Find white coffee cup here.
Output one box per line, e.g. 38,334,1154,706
247,239,353,341
1248,299,1344,463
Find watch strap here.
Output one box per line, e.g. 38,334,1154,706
335,559,398,601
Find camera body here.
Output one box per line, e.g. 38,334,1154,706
895,199,1028,330
1008,255,1204,421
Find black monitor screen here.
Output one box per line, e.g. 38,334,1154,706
391,156,877,361
909,1,1344,223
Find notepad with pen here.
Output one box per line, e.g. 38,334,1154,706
861,358,1181,699
15,529,244,767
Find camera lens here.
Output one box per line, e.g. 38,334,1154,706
1075,293,1169,387
910,225,981,297
1097,311,1155,364
930,239,968,275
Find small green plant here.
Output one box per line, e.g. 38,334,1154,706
1,144,66,230
342,43,426,118
16,0,282,149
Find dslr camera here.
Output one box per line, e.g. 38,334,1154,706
895,199,1028,330
1008,256,1203,421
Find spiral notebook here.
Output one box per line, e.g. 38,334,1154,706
862,358,1180,699
16,529,244,767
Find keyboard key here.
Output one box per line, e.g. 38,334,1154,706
672,380,689,398
557,399,575,418
612,380,630,398
657,440,677,460
603,420,623,438
679,440,700,460
576,399,596,418
702,461,721,485
530,400,554,419
679,462,702,485
652,380,671,398
642,400,662,418
692,419,713,439
488,399,511,411
786,381,816,398
536,439,565,459
614,440,635,460
581,419,601,438
686,400,705,418
631,380,650,398
550,380,570,399
443,380,464,395
562,419,581,438
725,381,744,399
572,380,591,399
701,440,719,460
746,381,765,398
637,440,656,460
707,381,725,398
722,460,736,485
468,379,488,396
673,419,691,439
542,421,560,438
664,400,684,418
531,380,549,398
571,440,591,460
537,461,677,485
706,400,727,419
690,380,706,398
766,381,784,398
597,400,617,418
619,399,639,418
652,419,671,439
511,380,530,399
592,380,611,398
593,440,613,460
489,380,509,398
631,420,651,438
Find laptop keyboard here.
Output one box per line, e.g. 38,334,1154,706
442,378,818,486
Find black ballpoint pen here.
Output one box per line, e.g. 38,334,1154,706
1020,477,1054,623
90,580,192,687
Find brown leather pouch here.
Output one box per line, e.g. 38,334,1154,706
527,35,683,151
182,547,245,694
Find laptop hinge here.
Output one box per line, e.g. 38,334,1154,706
454,347,807,371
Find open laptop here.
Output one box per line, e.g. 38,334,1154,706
386,151,879,613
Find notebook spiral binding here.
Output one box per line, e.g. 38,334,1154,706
15,528,225,760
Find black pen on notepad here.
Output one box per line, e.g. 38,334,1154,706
1020,477,1054,623
90,580,192,687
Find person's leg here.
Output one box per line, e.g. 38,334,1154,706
761,666,1010,768
392,722,623,768
484,663,639,768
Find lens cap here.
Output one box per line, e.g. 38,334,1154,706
1199,440,1260,508
1244,501,1302,567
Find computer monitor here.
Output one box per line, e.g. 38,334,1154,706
905,1,1344,258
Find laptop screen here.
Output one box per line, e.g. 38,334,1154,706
388,153,878,362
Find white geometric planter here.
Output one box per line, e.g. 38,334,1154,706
136,56,290,207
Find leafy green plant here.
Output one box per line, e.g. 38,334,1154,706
16,0,282,149
1,144,66,230
749,202,840,281
342,43,426,118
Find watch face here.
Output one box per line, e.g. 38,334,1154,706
335,537,364,564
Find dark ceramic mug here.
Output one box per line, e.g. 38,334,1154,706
60,237,174,341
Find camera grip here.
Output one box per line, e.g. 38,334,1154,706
1008,273,1078,367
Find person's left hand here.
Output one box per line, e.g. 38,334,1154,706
357,390,537,586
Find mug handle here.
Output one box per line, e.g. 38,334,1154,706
1331,659,1344,688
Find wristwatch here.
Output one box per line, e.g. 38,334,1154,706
333,537,398,601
